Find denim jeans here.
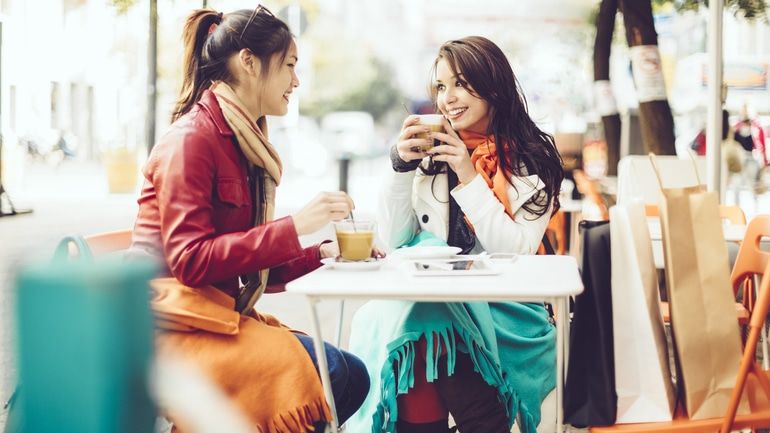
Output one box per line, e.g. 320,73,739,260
294,334,370,429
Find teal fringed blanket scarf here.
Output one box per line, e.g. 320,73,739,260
346,234,556,433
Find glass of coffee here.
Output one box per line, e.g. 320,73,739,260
334,220,376,261
413,114,444,152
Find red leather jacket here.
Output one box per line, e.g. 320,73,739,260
131,89,323,298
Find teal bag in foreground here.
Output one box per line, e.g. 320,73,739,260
10,238,157,433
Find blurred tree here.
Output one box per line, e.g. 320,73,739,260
110,0,135,15
620,0,677,156
271,0,320,24
593,0,767,171
64,0,88,10
301,59,401,122
652,0,769,21
300,25,401,122
594,0,622,174
110,0,155,153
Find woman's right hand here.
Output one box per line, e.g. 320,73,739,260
292,191,355,236
396,116,433,162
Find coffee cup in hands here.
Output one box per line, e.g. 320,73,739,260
334,220,376,261
413,114,444,152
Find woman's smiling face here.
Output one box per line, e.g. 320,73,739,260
261,41,300,116
434,58,490,134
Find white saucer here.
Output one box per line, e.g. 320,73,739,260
391,246,462,260
321,257,384,271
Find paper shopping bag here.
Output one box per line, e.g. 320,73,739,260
609,201,675,423
651,154,748,420
13,255,157,433
564,220,617,427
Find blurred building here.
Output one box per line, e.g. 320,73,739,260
2,0,765,172
0,0,151,162
312,0,596,134
664,9,770,115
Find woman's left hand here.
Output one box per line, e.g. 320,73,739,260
427,118,477,184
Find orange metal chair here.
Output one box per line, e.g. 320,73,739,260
66,229,133,258
589,215,770,433
646,205,749,324
573,169,609,220
644,204,746,225
85,229,133,255
545,210,567,255
721,206,749,226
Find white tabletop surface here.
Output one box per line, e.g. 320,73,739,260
286,255,584,302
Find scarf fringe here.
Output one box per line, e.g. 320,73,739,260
265,398,331,433
372,324,537,433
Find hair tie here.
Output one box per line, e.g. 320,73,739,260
207,12,224,35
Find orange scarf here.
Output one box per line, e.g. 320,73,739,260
459,130,514,219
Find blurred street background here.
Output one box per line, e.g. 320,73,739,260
1,0,770,430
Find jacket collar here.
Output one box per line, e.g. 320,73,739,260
197,89,234,137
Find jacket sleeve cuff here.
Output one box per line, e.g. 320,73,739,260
390,144,421,172
273,216,305,260
264,240,327,292
305,241,330,267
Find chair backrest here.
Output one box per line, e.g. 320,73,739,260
617,155,708,206
84,229,133,255
720,205,747,225
573,169,608,220
545,210,566,255
730,215,770,293
64,229,133,259
720,221,770,433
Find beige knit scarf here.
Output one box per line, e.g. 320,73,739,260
212,81,283,313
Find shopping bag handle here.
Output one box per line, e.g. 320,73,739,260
686,150,702,185
648,152,702,191
648,153,665,191
7,235,96,433
52,235,94,262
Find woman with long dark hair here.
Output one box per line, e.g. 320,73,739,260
130,6,369,432
347,36,564,433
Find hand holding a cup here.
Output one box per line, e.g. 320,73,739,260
293,191,355,236
426,117,477,185
395,115,444,162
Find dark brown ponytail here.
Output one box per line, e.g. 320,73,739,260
173,10,225,122
172,6,293,122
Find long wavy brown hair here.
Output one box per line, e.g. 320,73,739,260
427,36,564,217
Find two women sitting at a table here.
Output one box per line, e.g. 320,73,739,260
130,7,563,433
347,36,565,433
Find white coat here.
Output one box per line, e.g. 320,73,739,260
378,163,552,254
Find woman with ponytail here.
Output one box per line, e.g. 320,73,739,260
130,6,369,432
347,36,564,433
